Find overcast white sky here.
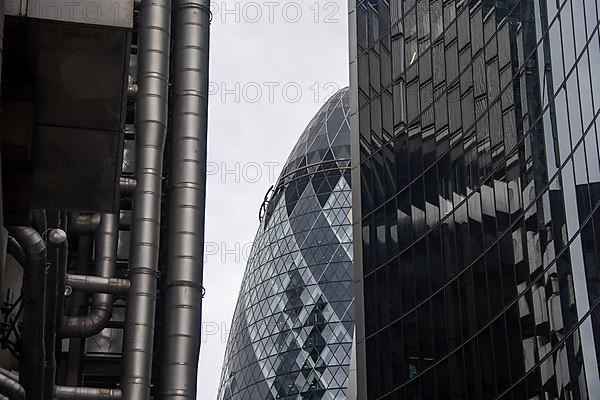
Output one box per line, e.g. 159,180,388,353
198,1,349,398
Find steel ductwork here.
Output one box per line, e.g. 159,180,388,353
158,0,209,397
60,213,119,338
121,0,171,395
7,226,47,400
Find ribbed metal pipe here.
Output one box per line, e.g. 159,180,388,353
121,0,171,395
55,386,122,400
7,226,46,400
66,273,130,294
60,213,119,338
0,370,25,400
159,0,209,397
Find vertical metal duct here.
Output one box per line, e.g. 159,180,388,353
121,0,171,395
7,226,47,400
61,213,119,337
159,0,209,397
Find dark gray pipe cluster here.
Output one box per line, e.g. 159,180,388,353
159,0,210,396
120,0,171,395
7,226,47,400
61,213,119,338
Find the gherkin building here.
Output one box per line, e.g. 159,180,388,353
217,88,354,400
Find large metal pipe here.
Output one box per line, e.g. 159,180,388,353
158,0,209,397
0,370,25,400
61,213,119,338
66,273,130,294
54,386,123,400
121,0,171,395
7,226,47,400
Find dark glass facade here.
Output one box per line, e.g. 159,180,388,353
218,89,354,400
349,0,600,399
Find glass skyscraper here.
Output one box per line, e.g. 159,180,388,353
218,88,354,400
349,0,600,399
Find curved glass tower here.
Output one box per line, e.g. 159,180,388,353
218,88,354,400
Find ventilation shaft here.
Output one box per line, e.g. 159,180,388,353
120,0,172,396
158,0,210,396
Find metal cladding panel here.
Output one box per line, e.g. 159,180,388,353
31,126,123,212
29,20,129,131
1,17,129,214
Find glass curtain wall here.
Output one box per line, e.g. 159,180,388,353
349,0,600,399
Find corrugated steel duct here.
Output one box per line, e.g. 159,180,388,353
159,0,209,397
60,213,119,338
121,0,171,395
7,226,47,400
